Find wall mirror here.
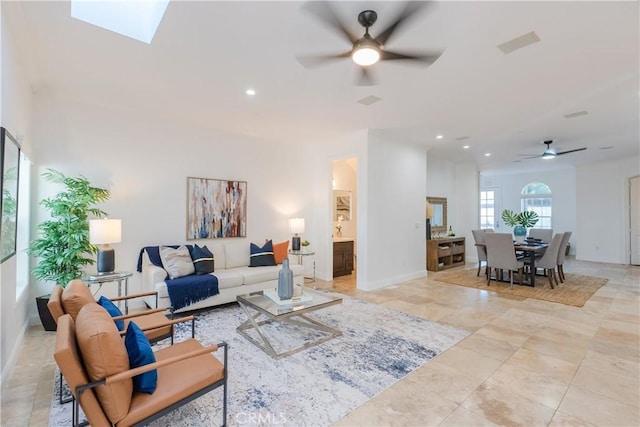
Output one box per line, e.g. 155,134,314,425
334,190,351,221
1,128,20,263
426,196,447,235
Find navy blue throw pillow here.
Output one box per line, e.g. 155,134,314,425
124,321,158,394
97,296,124,331
191,244,215,274
250,240,276,267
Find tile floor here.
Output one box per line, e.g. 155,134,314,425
2,258,639,426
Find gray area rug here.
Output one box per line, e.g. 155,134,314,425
50,293,469,426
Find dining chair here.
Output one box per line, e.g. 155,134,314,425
485,232,525,289
533,233,564,288
556,231,572,282
528,228,553,243
471,229,489,277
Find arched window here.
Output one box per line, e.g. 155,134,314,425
521,182,552,229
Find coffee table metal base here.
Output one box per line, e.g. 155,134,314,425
236,301,342,359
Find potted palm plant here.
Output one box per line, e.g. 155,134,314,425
501,209,539,242
29,169,110,330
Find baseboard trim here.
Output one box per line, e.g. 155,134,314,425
363,270,427,291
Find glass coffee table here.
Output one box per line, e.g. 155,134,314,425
236,288,343,359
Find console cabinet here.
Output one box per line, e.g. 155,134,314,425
427,237,465,272
333,240,354,277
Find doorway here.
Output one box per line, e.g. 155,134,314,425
332,158,357,283
480,187,501,231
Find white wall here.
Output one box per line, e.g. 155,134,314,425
576,156,640,263
478,159,640,265
365,133,427,290
0,1,34,384
426,154,479,264
28,92,316,313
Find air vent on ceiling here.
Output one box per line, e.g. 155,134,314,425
357,95,382,106
600,146,614,150
455,136,470,141
563,110,588,119
497,31,540,54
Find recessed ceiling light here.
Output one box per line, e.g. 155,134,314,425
436,135,444,140
246,89,256,96
484,153,491,157
463,145,470,149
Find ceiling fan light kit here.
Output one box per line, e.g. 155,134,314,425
352,37,381,66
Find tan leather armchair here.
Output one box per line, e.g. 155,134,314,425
49,280,196,405
54,305,227,427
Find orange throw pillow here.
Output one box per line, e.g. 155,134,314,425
273,240,289,264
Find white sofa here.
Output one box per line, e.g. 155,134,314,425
140,241,304,313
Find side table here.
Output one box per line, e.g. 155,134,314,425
288,250,316,284
83,271,133,314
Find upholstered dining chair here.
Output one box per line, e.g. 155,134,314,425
485,232,525,289
533,233,565,289
471,229,489,277
528,228,553,243
556,231,572,282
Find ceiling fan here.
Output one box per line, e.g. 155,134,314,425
297,1,444,85
520,140,587,160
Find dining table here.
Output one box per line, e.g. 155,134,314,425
476,241,549,287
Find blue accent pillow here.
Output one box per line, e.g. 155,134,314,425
97,296,124,331
124,321,158,394
249,240,276,267
190,244,215,274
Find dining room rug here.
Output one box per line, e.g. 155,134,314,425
434,268,608,307
49,293,469,426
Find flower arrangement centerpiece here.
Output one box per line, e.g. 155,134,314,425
501,209,539,242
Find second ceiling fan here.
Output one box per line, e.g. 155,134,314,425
297,1,444,85
521,140,587,160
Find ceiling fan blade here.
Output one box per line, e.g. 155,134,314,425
356,67,376,86
375,1,430,46
296,51,351,68
380,49,443,64
520,155,542,159
556,147,587,156
302,1,358,44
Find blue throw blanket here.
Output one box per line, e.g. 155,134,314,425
165,274,219,311
137,245,219,311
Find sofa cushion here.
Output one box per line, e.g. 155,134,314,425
210,269,245,289
75,303,132,424
124,321,157,394
250,240,276,267
191,244,215,274
242,265,280,285
159,245,195,279
225,241,249,269
97,296,124,331
61,279,94,321
272,240,289,265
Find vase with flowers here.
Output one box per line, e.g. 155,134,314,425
501,209,539,242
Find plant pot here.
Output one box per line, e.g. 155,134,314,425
36,295,57,331
513,226,527,243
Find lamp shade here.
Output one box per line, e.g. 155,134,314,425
288,217,305,235
89,219,122,244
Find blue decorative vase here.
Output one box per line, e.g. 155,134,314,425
513,226,527,243
277,258,294,300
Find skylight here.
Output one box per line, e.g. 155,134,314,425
71,0,170,44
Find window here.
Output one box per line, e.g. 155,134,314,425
480,190,495,230
521,182,552,229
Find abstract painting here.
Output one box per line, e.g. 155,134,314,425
187,177,247,239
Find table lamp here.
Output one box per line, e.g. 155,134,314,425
289,217,305,251
89,218,122,274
